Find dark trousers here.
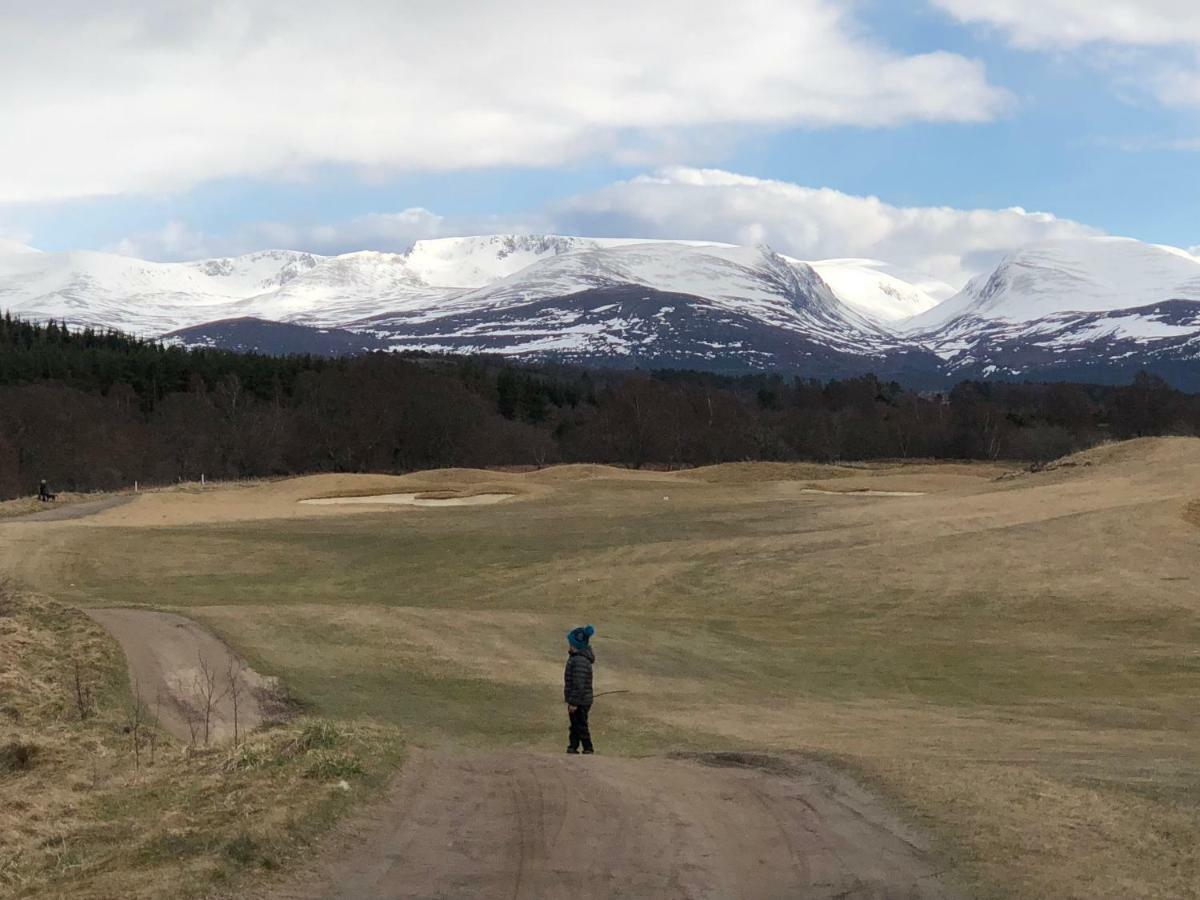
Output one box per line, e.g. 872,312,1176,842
568,704,593,752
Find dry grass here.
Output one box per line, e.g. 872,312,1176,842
671,461,859,483
0,585,402,899
1185,500,1200,529
4,441,1200,897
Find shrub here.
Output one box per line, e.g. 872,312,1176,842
222,742,270,772
0,741,38,774
303,750,365,780
224,831,258,866
296,721,341,750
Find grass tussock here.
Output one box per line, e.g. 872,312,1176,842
0,584,403,899
0,742,39,774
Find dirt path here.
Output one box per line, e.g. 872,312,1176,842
7,495,133,523
270,750,956,900
85,608,277,743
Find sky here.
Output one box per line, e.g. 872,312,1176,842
1,0,1198,290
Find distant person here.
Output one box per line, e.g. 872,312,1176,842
38,479,55,502
564,625,596,755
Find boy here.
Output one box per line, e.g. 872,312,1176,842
564,625,595,755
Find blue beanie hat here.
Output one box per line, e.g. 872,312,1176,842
567,625,595,649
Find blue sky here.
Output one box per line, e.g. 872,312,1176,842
1,1,1197,287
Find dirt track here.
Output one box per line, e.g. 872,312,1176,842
85,608,276,743
271,750,956,900
8,495,133,522
84,605,959,899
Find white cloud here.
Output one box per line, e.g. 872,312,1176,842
112,210,445,260
110,168,1104,290
931,1,1200,48
110,208,542,260
0,1,1010,204
1100,135,1200,152
0,225,34,247
111,221,215,261
1154,67,1200,107
548,168,1101,289
933,1,1200,108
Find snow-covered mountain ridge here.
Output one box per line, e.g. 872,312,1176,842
900,237,1200,383
4,234,1200,387
906,237,1200,333
0,235,947,335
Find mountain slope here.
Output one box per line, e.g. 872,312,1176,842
808,258,951,323
0,245,324,334
906,238,1200,384
929,299,1200,385
338,243,936,372
417,243,896,350
908,237,1200,333
163,317,390,356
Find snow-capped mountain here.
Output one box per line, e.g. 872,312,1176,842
5,233,1200,387
333,243,924,370
0,235,938,373
908,237,1200,332
0,234,943,335
0,244,325,335
906,237,1200,383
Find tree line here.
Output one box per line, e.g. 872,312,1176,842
1,314,1198,500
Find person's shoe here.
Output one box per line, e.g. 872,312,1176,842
566,748,579,754
582,748,595,755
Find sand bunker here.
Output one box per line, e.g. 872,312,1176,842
800,488,926,497
300,492,514,508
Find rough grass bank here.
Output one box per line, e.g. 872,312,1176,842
0,583,402,899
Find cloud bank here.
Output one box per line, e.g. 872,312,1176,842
0,1,1010,204
112,168,1103,291
933,1,1200,108
932,1,1200,48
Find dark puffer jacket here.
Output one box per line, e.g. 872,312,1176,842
564,646,594,707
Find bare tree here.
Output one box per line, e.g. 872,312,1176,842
174,675,202,748
531,441,549,470
194,652,228,746
226,656,245,748
126,677,147,771
148,686,164,764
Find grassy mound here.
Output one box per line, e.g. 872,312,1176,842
0,583,402,899
1047,435,1200,470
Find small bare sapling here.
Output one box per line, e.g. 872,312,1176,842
226,655,245,747
194,651,228,746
